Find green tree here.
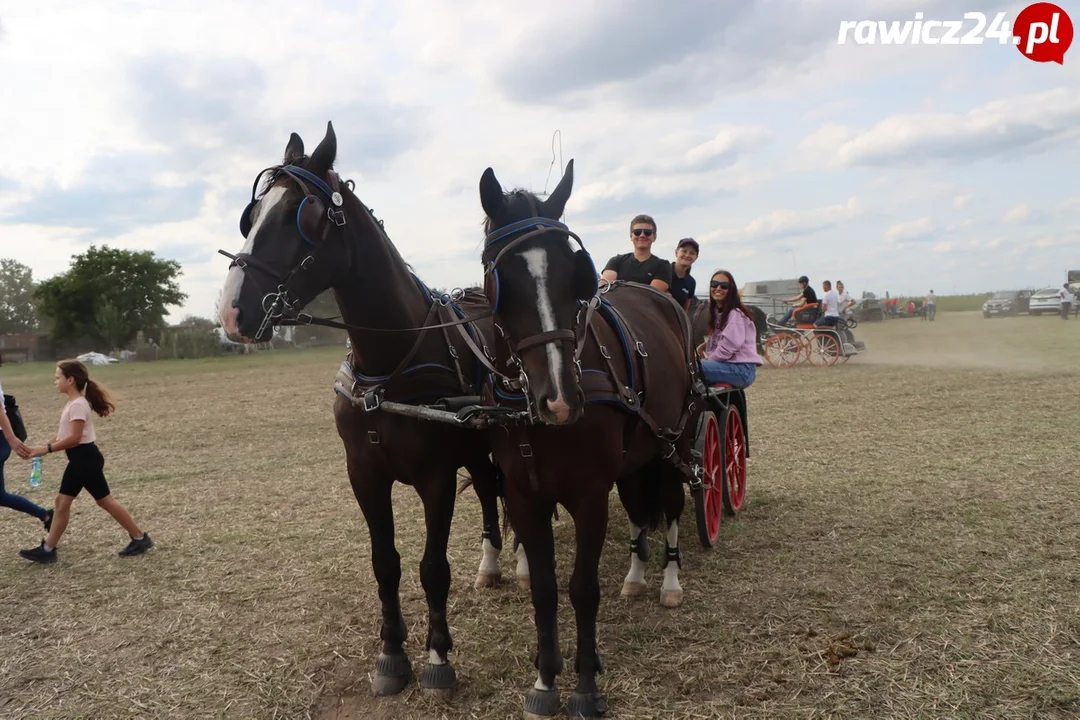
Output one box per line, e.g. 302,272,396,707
0,258,42,333
34,246,187,348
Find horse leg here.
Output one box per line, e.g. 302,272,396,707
514,531,531,591
565,490,611,718
350,470,412,696
506,486,561,719
463,458,504,589
417,470,459,697
616,469,649,598
659,465,687,608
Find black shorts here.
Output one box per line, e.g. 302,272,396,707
58,443,111,501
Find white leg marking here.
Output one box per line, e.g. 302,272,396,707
534,673,554,691
516,542,530,580
429,649,445,665
623,522,646,589
662,520,682,594
521,247,567,409
660,519,683,607
479,538,501,575
219,185,287,328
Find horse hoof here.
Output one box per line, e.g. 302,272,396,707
420,662,457,699
567,691,609,718
620,581,647,598
660,588,683,608
523,687,560,719
475,571,502,589
371,652,413,696
518,575,531,591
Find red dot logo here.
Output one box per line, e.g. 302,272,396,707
1014,2,1074,64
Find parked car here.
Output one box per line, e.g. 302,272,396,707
982,289,1033,318
1028,287,1065,316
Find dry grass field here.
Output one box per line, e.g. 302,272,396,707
1,311,1077,719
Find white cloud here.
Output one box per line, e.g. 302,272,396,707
799,88,1080,168
885,217,934,242
743,198,861,240
1005,204,1031,223
0,0,1076,325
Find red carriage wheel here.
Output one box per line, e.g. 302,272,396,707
720,405,746,516
764,333,801,368
692,410,724,548
805,333,840,366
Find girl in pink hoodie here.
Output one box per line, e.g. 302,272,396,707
695,269,763,388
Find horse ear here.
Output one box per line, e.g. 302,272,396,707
572,248,598,301
479,167,507,222
543,159,574,219
308,121,337,176
284,132,305,164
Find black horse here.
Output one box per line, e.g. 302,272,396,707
476,160,704,718
216,122,508,698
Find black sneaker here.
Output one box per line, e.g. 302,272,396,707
19,542,57,564
43,509,54,532
119,534,154,557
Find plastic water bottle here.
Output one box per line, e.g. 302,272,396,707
30,456,42,488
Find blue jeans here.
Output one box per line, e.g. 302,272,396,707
779,307,795,325
700,361,757,388
0,435,47,521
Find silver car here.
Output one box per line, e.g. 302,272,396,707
1028,287,1065,316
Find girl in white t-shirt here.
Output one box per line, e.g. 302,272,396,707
0,353,53,532
18,359,153,564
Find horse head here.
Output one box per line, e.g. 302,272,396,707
218,122,354,343
478,160,597,426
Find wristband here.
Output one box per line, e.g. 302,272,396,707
47,442,53,453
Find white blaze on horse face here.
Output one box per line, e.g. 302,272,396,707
219,186,288,336
521,247,569,420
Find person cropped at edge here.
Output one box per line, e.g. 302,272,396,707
695,269,762,388
600,214,673,292
0,352,53,533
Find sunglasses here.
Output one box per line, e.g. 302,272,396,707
632,228,654,237
710,280,731,290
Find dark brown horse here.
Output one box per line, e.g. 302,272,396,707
216,122,508,698
476,160,706,718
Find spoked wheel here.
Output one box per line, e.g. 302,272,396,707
764,333,802,368
691,410,724,548
720,405,746,516
805,333,840,366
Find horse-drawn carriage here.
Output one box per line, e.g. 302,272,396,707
762,303,867,368
216,122,751,719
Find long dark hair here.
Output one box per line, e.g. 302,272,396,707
57,359,116,417
708,269,754,333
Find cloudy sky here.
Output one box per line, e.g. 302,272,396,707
1,0,1077,323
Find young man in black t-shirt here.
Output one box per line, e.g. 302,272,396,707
601,214,673,292
778,275,818,325
667,237,699,310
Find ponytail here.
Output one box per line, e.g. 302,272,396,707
84,379,116,417
56,359,116,417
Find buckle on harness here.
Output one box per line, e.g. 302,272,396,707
363,389,382,412
636,341,648,357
